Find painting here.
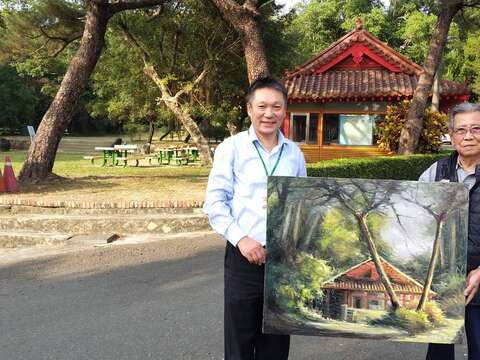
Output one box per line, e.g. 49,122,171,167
264,177,469,344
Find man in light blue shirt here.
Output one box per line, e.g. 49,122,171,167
204,77,306,360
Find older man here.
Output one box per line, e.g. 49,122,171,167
203,77,306,360
419,102,480,360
